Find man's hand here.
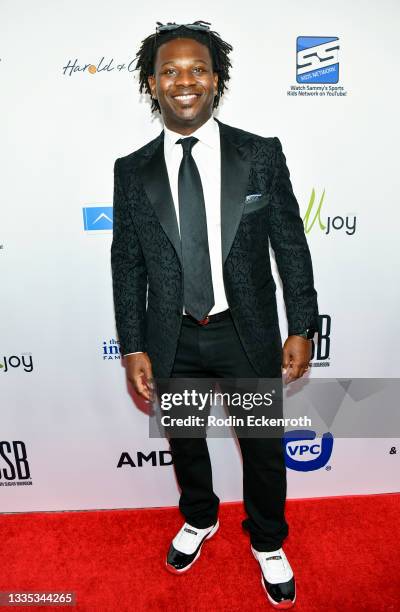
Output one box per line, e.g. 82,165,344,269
282,336,312,384
124,352,154,401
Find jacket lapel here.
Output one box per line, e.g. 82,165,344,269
140,132,182,266
217,120,252,264
139,120,252,268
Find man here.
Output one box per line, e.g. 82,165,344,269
111,21,318,609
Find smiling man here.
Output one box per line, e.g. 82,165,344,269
111,21,319,609
148,36,218,131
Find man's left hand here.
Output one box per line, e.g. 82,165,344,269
282,336,312,383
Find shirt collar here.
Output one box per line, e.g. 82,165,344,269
163,115,219,155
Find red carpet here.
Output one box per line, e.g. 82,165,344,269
0,494,399,611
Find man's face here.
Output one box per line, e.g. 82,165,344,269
148,37,218,134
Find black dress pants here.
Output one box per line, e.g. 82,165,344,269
168,311,289,552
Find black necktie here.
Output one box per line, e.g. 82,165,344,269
177,136,215,320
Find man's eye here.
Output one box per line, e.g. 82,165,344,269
193,67,205,73
164,68,176,75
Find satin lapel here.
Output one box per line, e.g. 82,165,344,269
218,121,252,264
140,133,182,266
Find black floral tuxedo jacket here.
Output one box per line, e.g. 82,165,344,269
111,119,319,377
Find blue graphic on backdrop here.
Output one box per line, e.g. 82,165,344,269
284,429,334,471
102,339,121,361
83,206,113,231
296,37,339,84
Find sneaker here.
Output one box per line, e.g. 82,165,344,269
251,545,296,608
166,520,219,574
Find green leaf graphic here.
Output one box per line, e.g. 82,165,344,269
303,188,326,234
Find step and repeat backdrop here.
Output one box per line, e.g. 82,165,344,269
1,1,399,512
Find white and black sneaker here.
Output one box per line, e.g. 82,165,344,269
251,546,296,609
166,520,219,574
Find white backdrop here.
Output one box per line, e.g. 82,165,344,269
1,0,399,512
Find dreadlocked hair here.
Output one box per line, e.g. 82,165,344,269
135,20,233,113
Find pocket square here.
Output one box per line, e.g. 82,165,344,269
242,192,269,216
245,193,263,203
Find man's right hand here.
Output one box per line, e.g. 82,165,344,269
124,352,154,401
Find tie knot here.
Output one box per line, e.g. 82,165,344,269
177,136,199,155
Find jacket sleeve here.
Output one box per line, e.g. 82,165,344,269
111,159,148,355
267,137,319,336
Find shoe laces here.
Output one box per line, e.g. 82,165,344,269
173,523,210,554
258,549,291,581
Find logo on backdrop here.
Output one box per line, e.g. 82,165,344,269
284,430,334,471
297,36,339,83
287,36,348,97
303,189,357,236
0,353,33,373
310,314,331,368
62,57,136,77
0,441,32,485
102,339,121,361
117,450,173,468
83,206,113,232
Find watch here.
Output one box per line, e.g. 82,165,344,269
295,328,316,340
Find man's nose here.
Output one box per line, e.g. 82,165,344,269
175,69,196,87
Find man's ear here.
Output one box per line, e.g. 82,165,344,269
147,75,157,99
213,72,218,94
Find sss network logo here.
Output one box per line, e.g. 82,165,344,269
284,430,334,471
297,37,339,84
83,207,113,232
